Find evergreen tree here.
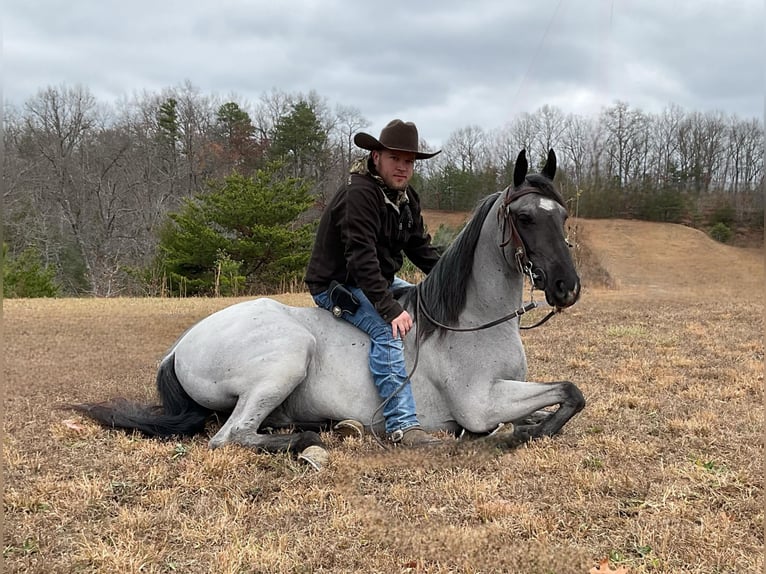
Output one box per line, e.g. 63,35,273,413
3,244,59,297
158,165,315,295
213,102,262,175
157,98,180,147
269,100,328,179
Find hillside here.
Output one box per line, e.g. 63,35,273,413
423,210,764,295
574,219,763,293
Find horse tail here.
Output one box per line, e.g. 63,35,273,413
69,354,212,438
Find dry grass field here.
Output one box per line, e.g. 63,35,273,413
3,218,764,574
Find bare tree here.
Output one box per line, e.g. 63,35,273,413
559,114,597,190
253,88,293,144
443,125,487,173
486,124,518,183
332,104,369,174
507,113,537,157
171,80,218,195
5,80,763,297
649,103,684,189
600,101,647,189
22,85,106,292
531,104,567,166
726,116,763,193
677,110,727,193
3,102,64,267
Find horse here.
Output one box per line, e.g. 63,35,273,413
73,149,584,468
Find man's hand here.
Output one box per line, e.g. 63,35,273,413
391,310,413,339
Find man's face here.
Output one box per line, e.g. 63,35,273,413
372,149,416,190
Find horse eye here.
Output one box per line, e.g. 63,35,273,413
517,213,534,225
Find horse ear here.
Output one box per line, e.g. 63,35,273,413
542,149,556,180
513,149,528,188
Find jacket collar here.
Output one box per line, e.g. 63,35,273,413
350,155,410,210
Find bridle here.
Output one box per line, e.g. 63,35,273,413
417,182,568,335
498,181,567,277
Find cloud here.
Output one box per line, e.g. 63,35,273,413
4,0,763,147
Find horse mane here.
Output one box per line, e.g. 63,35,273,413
404,191,502,338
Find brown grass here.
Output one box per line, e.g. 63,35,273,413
422,210,471,232
3,220,764,573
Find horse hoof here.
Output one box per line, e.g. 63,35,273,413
298,445,330,470
488,422,515,436
334,419,364,440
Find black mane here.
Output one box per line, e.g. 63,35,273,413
403,192,501,338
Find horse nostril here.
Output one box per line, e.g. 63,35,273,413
554,279,580,306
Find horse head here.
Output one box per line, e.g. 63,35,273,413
502,149,580,309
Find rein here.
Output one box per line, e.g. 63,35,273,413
415,284,557,332
370,282,555,447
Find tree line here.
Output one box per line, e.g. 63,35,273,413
3,82,763,297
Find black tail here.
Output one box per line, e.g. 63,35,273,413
69,354,212,438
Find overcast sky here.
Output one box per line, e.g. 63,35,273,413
4,0,764,147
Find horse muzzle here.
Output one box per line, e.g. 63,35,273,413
531,266,580,309
544,276,580,309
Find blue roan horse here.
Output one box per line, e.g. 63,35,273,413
74,149,584,466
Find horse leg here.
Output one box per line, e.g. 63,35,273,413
204,338,330,469
528,380,585,438
208,389,329,469
515,409,555,425
462,379,585,446
458,411,552,441
506,380,585,445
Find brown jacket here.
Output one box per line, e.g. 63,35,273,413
305,157,439,322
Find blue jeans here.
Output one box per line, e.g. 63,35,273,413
313,277,420,434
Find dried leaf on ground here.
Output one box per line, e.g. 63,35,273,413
590,558,630,573
62,419,87,433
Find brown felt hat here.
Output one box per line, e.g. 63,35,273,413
354,119,441,160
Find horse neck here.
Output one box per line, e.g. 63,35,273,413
413,192,523,335
461,203,524,322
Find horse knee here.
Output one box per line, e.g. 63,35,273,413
564,382,585,412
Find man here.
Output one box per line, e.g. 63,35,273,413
305,119,441,446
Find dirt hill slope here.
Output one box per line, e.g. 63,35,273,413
423,210,763,296
574,219,763,294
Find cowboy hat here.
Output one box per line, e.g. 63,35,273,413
354,119,441,160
